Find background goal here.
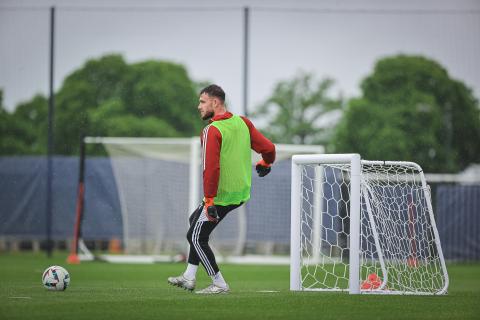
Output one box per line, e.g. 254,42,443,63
290,154,448,295
70,136,323,264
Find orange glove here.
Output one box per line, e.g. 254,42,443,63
204,197,219,223
255,159,272,177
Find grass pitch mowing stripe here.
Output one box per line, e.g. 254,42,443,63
0,252,479,320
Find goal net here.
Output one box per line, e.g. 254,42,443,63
290,154,448,295
77,137,323,263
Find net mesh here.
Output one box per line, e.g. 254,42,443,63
104,155,191,254
299,161,448,294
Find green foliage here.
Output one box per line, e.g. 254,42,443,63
121,60,199,133
0,91,22,155
1,54,202,155
254,72,343,145
333,55,480,172
89,101,179,137
0,92,48,155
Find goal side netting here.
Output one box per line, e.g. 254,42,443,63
290,154,448,295
73,136,323,263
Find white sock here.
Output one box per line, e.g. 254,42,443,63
211,271,228,288
183,264,198,280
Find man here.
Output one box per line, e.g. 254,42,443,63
168,84,276,294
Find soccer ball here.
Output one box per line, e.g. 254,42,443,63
42,266,70,291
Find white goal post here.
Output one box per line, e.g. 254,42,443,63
290,154,449,295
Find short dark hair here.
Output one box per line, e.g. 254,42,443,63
200,84,225,103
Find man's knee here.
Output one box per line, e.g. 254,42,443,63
197,235,210,246
187,229,209,246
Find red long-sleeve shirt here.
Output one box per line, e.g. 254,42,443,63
200,112,276,198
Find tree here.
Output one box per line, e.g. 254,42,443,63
0,54,202,155
332,55,480,172
121,60,200,134
88,99,178,137
0,91,48,155
0,90,21,154
254,72,343,145
53,54,204,155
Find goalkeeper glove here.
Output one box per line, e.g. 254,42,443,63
255,159,272,177
204,197,219,223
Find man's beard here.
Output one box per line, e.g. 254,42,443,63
202,110,214,121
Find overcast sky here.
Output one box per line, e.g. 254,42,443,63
1,0,479,116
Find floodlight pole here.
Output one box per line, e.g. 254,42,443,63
237,6,250,256
46,6,56,258
242,6,249,117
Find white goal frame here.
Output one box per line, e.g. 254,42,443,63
290,153,449,295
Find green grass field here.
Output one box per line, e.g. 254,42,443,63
0,252,479,320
